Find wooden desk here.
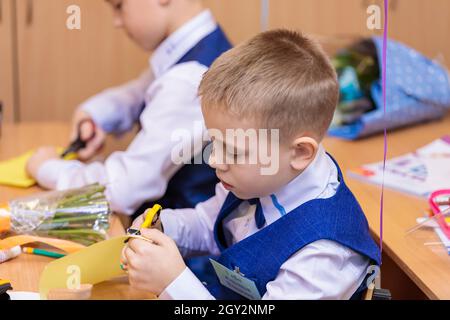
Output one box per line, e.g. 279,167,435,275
1,119,449,300
0,122,152,299
324,115,450,300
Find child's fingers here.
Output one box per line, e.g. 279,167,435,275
70,110,91,141
79,121,95,141
26,147,60,177
120,246,128,264
130,214,145,230
78,142,101,160
139,228,170,246
78,131,105,160
123,245,138,266
127,237,156,254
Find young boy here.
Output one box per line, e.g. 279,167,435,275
26,0,231,216
122,29,381,300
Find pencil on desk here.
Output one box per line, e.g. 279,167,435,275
23,247,66,259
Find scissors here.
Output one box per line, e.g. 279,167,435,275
120,204,163,272
61,119,96,158
125,204,163,241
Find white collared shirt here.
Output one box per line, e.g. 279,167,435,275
158,146,371,300
37,10,218,215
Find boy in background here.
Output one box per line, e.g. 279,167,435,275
27,0,231,216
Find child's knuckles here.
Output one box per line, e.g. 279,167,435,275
127,238,140,251
125,254,137,269
168,237,177,246
135,242,153,257
145,228,168,243
161,235,176,248
133,243,146,256
139,228,154,238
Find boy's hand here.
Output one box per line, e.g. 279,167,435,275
71,109,106,161
121,212,164,270
26,147,60,179
123,229,186,295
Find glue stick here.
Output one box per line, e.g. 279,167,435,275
0,246,21,264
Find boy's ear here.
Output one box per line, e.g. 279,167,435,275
289,137,319,171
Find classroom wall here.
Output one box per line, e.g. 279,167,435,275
1,0,449,123
0,0,16,123
203,0,262,45
266,0,450,65
1,0,149,123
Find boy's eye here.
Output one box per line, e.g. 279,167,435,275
111,0,122,10
107,0,122,11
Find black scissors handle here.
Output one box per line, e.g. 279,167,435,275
61,119,96,158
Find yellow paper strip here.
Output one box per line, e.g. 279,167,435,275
0,235,85,253
0,148,76,189
0,151,36,188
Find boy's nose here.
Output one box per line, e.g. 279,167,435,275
208,152,229,172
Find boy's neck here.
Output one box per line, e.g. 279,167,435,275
166,2,205,36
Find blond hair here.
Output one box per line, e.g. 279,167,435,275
199,29,339,140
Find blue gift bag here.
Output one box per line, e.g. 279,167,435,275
328,37,450,140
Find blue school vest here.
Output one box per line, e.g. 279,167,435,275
205,155,381,300
135,27,232,215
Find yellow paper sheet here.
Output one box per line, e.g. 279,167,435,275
39,235,148,299
0,149,76,188
0,235,85,253
0,151,36,188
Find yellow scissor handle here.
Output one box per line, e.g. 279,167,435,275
140,204,162,229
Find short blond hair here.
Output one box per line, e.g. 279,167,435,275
199,29,339,140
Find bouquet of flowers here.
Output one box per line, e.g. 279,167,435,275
0,184,110,246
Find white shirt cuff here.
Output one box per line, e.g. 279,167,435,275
36,159,79,190
160,210,178,239
159,267,216,300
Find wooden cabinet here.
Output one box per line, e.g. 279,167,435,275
14,0,148,122
268,0,450,63
268,0,384,56
388,0,450,64
269,0,384,36
203,0,262,45
2,0,448,124
6,0,262,122
0,0,16,122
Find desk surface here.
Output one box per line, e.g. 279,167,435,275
1,119,449,299
0,122,153,299
324,116,450,300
